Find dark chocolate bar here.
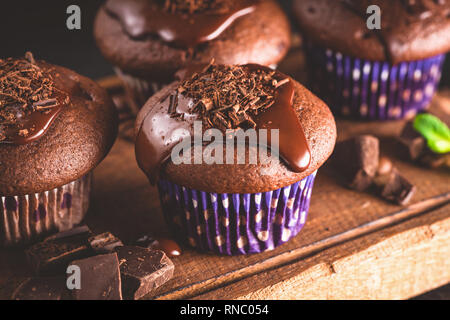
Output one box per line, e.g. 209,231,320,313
25,226,93,275
69,253,122,300
89,232,123,253
398,122,426,161
375,169,416,206
333,135,380,191
116,246,174,300
11,277,69,300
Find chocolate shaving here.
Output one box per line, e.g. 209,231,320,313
161,0,232,14
175,64,289,132
0,52,68,139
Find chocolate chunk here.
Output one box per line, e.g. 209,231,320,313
44,226,91,241
11,277,69,300
116,246,175,300
398,122,426,161
25,226,92,275
375,169,416,206
89,232,123,253
377,156,394,176
135,235,182,258
333,135,380,191
419,152,450,169
135,235,157,247
69,253,122,300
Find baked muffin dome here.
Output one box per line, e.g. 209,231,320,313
135,64,337,194
94,0,292,82
0,56,118,196
293,0,450,64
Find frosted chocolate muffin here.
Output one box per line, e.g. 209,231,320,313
94,0,291,113
0,53,118,246
135,63,336,255
293,0,450,120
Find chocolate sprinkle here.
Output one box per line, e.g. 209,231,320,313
0,53,68,141
176,63,289,132
161,0,232,14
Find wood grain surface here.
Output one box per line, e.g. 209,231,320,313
0,51,449,301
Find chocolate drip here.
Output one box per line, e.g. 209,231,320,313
105,0,256,47
135,92,197,181
247,65,310,173
136,64,311,183
0,56,68,145
0,57,93,145
2,104,63,145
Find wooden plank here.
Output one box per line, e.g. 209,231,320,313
194,203,450,300
414,283,450,300
0,62,448,300
0,94,448,300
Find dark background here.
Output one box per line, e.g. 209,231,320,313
0,0,448,85
0,0,111,79
0,0,448,300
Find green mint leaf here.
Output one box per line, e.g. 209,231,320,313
413,113,450,154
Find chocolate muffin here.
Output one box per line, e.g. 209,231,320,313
94,0,291,114
293,0,450,120
135,63,336,255
0,53,118,246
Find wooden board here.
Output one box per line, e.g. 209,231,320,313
0,53,449,300
1,96,448,300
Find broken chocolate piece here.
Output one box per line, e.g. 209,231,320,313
419,151,450,169
69,253,122,300
135,235,157,247
116,246,175,300
11,277,69,300
25,226,92,275
375,169,416,206
333,135,380,191
44,226,91,241
89,232,123,254
377,156,393,176
135,235,182,258
398,122,426,161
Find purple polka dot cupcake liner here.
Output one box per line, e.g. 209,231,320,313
304,43,446,120
157,171,317,256
115,68,167,115
0,173,92,247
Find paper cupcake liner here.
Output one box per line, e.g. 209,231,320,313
114,68,167,115
157,172,317,256
305,44,446,120
0,173,92,247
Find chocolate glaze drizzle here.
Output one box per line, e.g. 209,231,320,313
105,0,256,47
0,54,71,145
136,64,311,184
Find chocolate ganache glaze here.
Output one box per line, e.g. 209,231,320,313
105,0,257,48
0,53,73,145
136,63,311,183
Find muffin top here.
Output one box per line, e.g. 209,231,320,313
0,54,118,196
135,63,336,194
293,0,450,64
94,0,291,81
